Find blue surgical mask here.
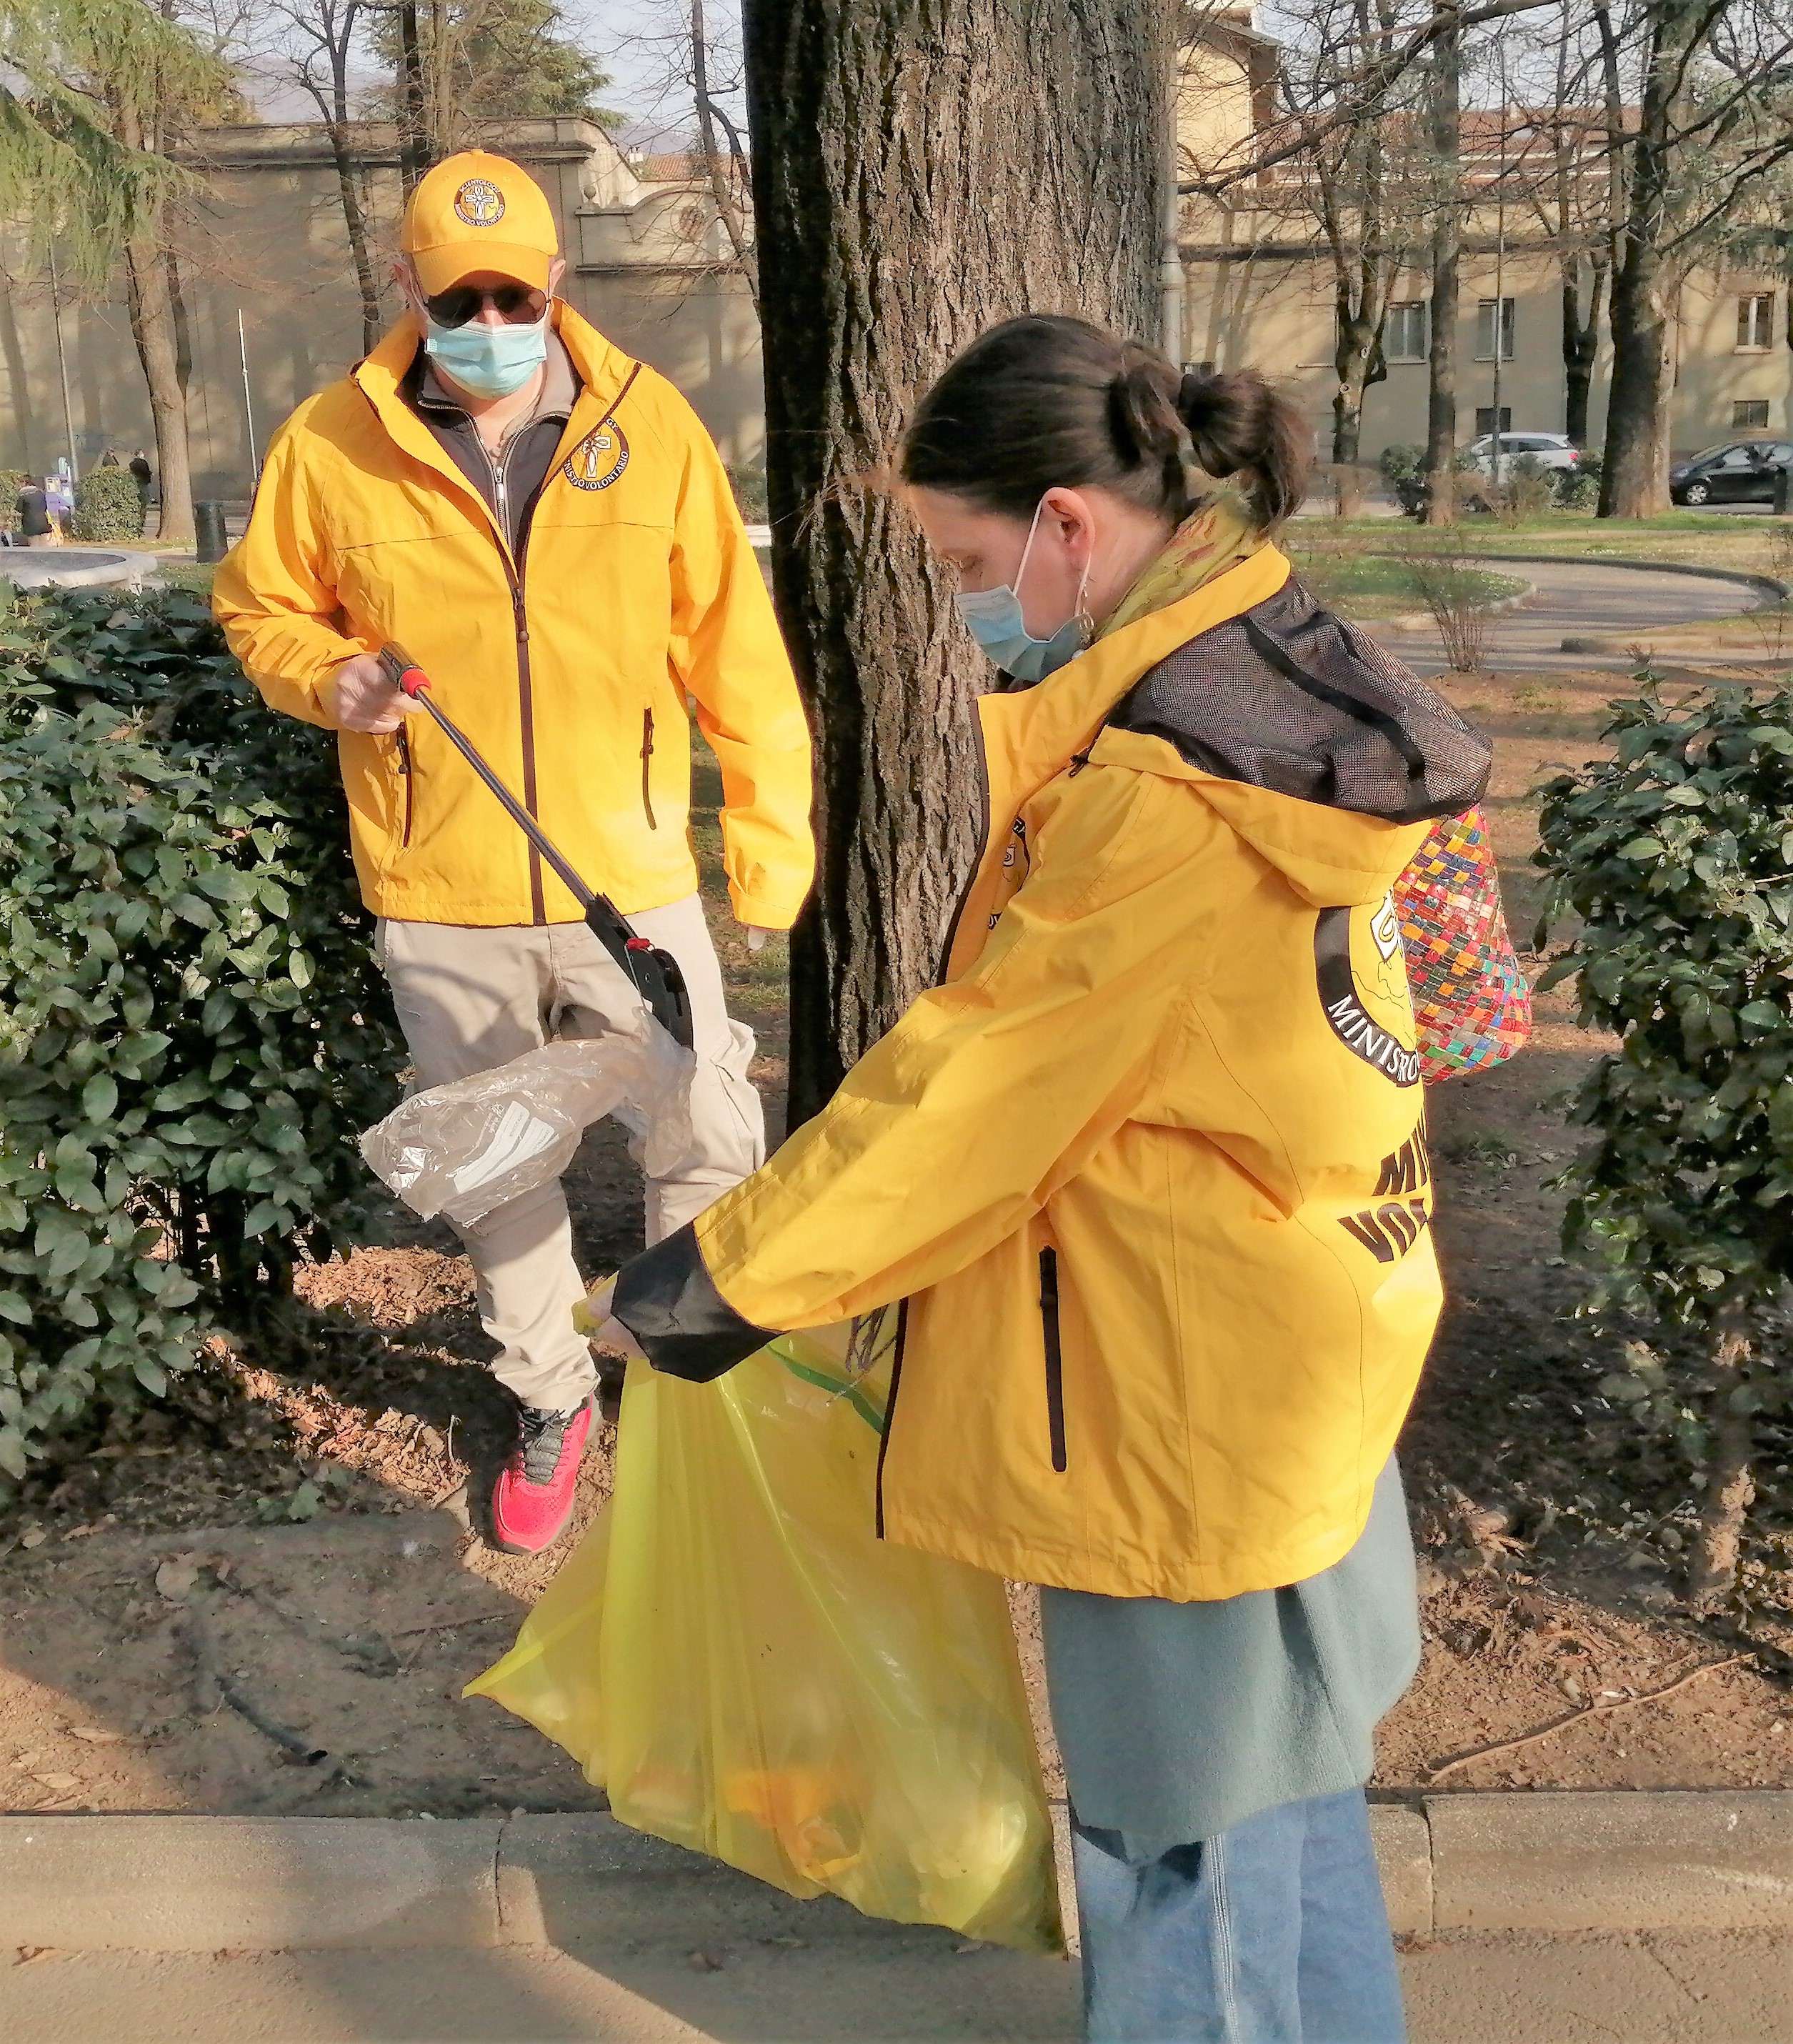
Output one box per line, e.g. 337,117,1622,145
954,497,1092,683
423,311,549,399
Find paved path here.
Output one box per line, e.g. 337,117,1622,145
1371,554,1776,674
6,1930,1792,2042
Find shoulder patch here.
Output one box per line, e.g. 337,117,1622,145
1314,894,1420,1087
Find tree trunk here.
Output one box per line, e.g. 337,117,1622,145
1332,301,1384,467
1422,4,1459,524
1599,1,1704,519
328,120,384,354
124,228,194,542
691,0,758,301
1561,255,1605,449
397,0,427,191
742,0,1169,1121
1690,1315,1756,1614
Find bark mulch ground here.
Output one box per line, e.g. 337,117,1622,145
4,679,1792,1820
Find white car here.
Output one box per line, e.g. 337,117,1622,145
1462,431,1582,475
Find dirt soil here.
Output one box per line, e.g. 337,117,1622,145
5,689,1793,1823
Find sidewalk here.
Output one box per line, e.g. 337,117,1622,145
3,1803,1791,2041
6,1923,1789,2041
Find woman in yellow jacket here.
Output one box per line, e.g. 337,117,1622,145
594,316,1491,2041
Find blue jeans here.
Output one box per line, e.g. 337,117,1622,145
1072,1789,1407,2043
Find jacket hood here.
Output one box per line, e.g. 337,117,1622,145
1098,574,1491,907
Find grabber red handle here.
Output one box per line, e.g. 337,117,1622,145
373,643,694,1052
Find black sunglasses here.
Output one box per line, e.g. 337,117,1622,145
424,283,549,329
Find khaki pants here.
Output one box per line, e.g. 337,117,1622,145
378,898,764,1411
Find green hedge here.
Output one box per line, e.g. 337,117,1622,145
0,588,406,1482
71,465,143,542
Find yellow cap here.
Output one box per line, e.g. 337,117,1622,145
401,151,559,295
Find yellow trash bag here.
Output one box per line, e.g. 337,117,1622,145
466,1313,1064,1955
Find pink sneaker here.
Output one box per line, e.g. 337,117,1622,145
491,1400,592,1556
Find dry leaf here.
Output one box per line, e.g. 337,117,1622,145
66,1727,124,1745
686,1949,724,1973
31,1774,79,1791
19,1529,46,1550
154,1560,200,1602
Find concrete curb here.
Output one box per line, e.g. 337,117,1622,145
2,1795,1790,1952
1417,551,1791,605
0,548,158,591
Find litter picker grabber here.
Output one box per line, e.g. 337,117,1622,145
377,643,695,1051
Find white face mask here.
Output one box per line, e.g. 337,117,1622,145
952,497,1092,682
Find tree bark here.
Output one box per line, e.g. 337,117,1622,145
1599,1,1704,519
124,226,194,542
1560,254,1605,449
1690,1313,1756,1614
1421,6,1459,526
743,0,1169,1121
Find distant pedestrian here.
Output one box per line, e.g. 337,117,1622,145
129,449,153,532
97,447,121,467
16,479,56,547
43,474,73,537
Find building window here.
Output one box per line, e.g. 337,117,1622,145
1474,298,1515,362
1384,301,1429,362
1737,294,1776,352
1474,406,1512,437
1734,399,1772,429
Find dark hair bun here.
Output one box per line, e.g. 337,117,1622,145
1109,347,1184,466
1177,367,1308,526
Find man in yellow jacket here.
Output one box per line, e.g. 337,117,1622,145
214,151,814,1553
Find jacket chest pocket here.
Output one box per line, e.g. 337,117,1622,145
1039,1246,1067,1474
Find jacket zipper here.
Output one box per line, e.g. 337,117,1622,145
475,362,644,927
874,710,993,1492
871,1298,909,1539
395,725,414,848
1039,1247,1067,1473
641,707,658,829
476,425,546,922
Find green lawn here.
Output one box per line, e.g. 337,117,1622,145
1288,548,1527,620
1312,509,1793,581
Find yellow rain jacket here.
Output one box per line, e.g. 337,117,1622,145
614,548,1492,1602
212,305,814,929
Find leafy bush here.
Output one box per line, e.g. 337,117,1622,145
1379,444,1427,517
70,465,144,542
0,588,405,1484
1535,677,1793,1607
726,462,769,524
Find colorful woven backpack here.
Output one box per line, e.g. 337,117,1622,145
1394,806,1532,1082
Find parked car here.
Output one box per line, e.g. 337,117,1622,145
1461,431,1583,476
1669,441,1793,505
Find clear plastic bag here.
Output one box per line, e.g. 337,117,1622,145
466,1312,1064,1955
359,1032,696,1230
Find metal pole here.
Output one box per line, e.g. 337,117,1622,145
1161,60,1186,362
48,246,79,484
237,308,259,477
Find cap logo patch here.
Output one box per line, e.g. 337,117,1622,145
563,420,629,492
454,178,506,227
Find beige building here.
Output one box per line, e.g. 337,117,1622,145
1,116,761,496
1174,8,1793,464
6,15,1789,494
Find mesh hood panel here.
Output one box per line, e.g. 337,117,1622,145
1107,579,1491,824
